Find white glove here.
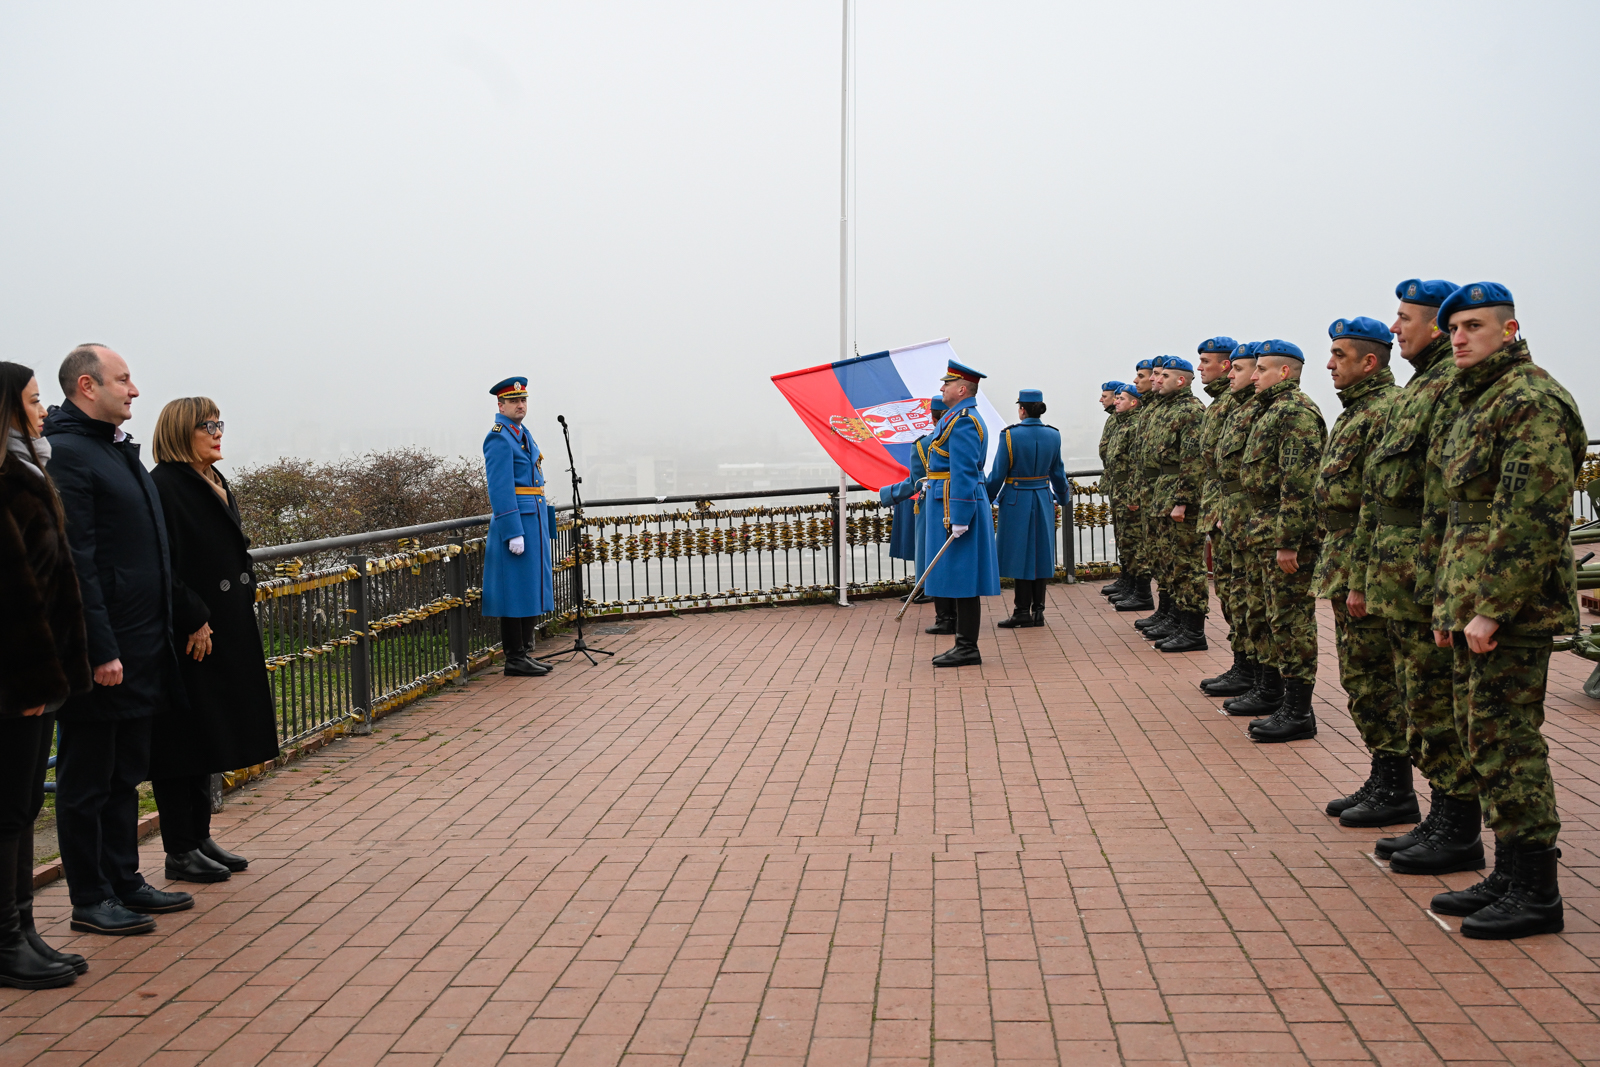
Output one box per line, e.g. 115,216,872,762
951,524,969,538
508,536,525,555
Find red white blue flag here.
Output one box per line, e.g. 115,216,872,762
772,338,1004,491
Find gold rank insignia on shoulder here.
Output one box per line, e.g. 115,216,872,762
491,424,504,432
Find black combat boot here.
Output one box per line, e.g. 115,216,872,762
1113,575,1154,612
1100,565,1128,597
1338,756,1420,827
1460,843,1563,940
0,843,76,990
1326,755,1381,817
933,598,982,667
1030,603,1046,628
1431,838,1513,917
925,597,956,635
1375,787,1438,860
997,584,1034,628
1156,611,1207,653
1134,591,1172,632
1223,666,1281,716
1249,678,1316,743
1200,651,1250,695
1388,794,1486,876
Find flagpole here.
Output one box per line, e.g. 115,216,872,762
836,0,854,607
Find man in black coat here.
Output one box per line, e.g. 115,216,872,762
43,345,202,934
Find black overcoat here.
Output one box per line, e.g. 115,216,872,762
148,462,280,776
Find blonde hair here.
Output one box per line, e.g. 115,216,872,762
153,396,220,464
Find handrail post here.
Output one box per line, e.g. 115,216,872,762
829,487,843,602
445,539,467,670
348,553,372,735
1062,498,1077,584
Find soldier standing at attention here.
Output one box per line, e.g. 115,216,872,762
482,377,556,678
1111,361,1157,613
1195,338,1251,694
1098,382,1130,599
1132,358,1179,635
1237,341,1326,744
1361,280,1483,877
880,397,947,616
922,360,1000,667
1312,318,1407,824
1105,383,1146,607
1140,356,1209,653
1426,283,1584,940
986,390,1070,628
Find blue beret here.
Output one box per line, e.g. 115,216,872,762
1257,339,1304,362
1438,282,1514,327
1197,336,1238,355
929,396,948,414
1135,358,1154,371
1115,382,1141,397
490,376,528,398
1017,389,1044,404
1162,356,1194,373
1100,380,1124,392
1329,317,1393,345
1231,341,1257,360
1395,278,1457,308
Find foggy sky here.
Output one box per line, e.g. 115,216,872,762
3,1,1597,480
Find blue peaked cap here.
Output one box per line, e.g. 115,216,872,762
1330,317,1393,344
940,359,986,382
1100,380,1124,392
1018,389,1044,404
1395,278,1458,308
1257,339,1305,362
1438,282,1514,327
1197,336,1237,355
490,376,528,398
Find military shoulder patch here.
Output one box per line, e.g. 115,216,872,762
491,423,504,432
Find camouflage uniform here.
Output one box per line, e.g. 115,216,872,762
1431,340,1585,848
1133,392,1170,590
1238,378,1326,682
1361,335,1473,800
1142,383,1209,613
1214,385,1267,660
1106,407,1144,573
1116,400,1155,577
1099,411,1120,558
1311,366,1403,756
1199,377,1237,643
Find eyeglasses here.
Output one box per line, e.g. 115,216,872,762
196,420,225,436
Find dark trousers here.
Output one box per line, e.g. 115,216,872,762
55,717,151,906
0,713,55,929
955,596,981,647
151,775,213,854
1011,579,1048,614
499,617,537,656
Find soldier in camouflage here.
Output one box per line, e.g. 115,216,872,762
1424,283,1585,941
1215,344,1276,715
1194,337,1252,694
1359,279,1483,879
1111,362,1158,613
1105,382,1145,602
1311,317,1407,825
1236,340,1326,744
1138,355,1210,652
1098,381,1130,598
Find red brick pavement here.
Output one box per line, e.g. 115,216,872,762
5,585,1600,1066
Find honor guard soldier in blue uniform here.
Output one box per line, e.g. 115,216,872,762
923,360,1001,666
880,397,947,613
482,377,556,677
986,390,1070,627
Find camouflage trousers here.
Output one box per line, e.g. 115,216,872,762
1118,502,1146,573
1227,540,1267,663
1249,547,1319,682
1387,618,1474,800
1330,600,1404,758
1149,512,1209,613
1453,635,1559,847
1210,530,1237,647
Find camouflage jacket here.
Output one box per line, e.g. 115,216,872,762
1310,366,1398,599
1431,340,1586,639
1213,384,1260,539
1098,413,1117,494
1237,378,1326,550
1197,376,1233,529
1111,399,1154,511
1139,385,1205,513
1359,335,1455,622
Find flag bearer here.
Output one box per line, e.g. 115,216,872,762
482,377,556,677
923,360,1001,666
986,389,1070,628
881,397,947,618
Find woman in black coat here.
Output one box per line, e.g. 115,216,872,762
147,398,280,883
0,362,90,989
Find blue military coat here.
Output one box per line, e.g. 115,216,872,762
482,413,556,618
984,418,1070,580
922,398,1001,598
879,434,931,569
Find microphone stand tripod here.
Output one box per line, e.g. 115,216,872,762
547,415,614,666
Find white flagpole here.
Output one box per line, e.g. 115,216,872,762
836,0,855,608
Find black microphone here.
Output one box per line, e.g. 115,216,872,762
557,415,567,426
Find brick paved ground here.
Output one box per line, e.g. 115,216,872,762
5,584,1600,1066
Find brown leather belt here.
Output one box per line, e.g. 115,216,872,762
1323,509,1358,533
1377,505,1421,527
1449,500,1491,525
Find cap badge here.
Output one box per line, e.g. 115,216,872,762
1470,286,1485,303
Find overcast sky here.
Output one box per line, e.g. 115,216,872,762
3,1,1597,474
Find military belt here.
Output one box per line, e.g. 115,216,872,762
925,472,951,480
1004,477,1050,488
1143,466,1161,476
1376,505,1420,527
1219,478,1244,495
1448,500,1492,525
1158,463,1181,476
514,486,546,496
1323,509,1358,533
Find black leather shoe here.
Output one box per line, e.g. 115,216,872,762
932,643,981,667
1432,839,1513,917
199,838,248,873
1029,606,1045,628
1339,756,1420,827
1461,844,1563,940
19,907,86,975
996,612,1029,629
924,620,956,635
911,593,932,605
1388,795,1485,876
0,932,77,990
69,899,156,935
166,850,232,883
120,884,195,914
505,656,551,677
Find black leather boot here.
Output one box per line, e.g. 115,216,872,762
1249,678,1316,743
199,838,248,872
1134,591,1172,632
1389,794,1486,876
1339,756,1420,827
165,850,232,883
925,597,956,635
1030,603,1045,628
1461,844,1563,940
1100,566,1128,597
1375,787,1438,860
1201,654,1255,697
17,905,86,976
1326,755,1381,817
1156,611,1207,652
997,585,1033,628
1223,666,1281,716
1432,838,1513,917
1114,575,1153,612
0,842,76,989
933,598,981,667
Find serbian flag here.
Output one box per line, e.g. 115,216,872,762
772,338,1004,491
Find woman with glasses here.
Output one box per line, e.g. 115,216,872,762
148,399,279,883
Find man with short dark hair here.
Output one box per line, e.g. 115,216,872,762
44,344,196,934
